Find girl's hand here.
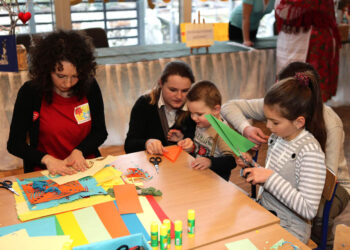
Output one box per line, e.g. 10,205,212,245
145,139,165,155
65,149,88,172
236,152,253,168
243,167,273,185
41,154,77,176
167,129,184,142
177,138,194,153
191,157,211,170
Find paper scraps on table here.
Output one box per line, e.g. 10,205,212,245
21,179,86,204
42,155,117,185
114,184,143,214
225,238,258,250
125,168,152,180
205,114,255,156
17,176,106,211
163,145,182,162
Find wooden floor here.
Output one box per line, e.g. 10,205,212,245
1,106,350,231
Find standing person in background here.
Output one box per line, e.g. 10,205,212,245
7,30,108,176
124,61,196,155
275,0,341,101
228,0,275,46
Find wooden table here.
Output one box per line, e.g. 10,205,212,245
195,224,310,249
0,150,279,249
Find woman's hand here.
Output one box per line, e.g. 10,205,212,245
243,40,254,47
145,139,165,155
167,129,184,142
65,149,88,172
191,157,211,170
243,167,273,185
41,154,77,176
243,125,269,150
177,138,194,153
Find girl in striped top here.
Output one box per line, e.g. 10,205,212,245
242,71,327,243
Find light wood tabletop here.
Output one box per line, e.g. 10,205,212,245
0,150,280,249
195,223,310,250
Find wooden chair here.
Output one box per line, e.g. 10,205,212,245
313,168,338,250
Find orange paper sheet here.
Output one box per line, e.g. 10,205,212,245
113,184,143,214
163,145,182,162
94,201,130,238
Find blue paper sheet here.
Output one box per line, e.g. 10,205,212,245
0,216,57,237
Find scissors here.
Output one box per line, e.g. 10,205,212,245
236,147,258,178
149,156,161,173
0,180,19,196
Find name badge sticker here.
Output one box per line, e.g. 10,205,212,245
74,103,91,124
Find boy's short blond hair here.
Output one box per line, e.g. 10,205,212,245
186,80,222,109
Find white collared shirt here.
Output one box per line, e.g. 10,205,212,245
158,91,187,128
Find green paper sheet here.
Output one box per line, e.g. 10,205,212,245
205,114,255,156
225,238,258,250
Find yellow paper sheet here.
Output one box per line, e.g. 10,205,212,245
0,229,72,250
136,196,162,236
13,181,114,222
42,155,117,185
56,212,88,247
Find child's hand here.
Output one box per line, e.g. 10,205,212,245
191,157,211,170
177,138,194,153
145,139,166,155
243,167,273,185
236,152,252,168
167,129,184,142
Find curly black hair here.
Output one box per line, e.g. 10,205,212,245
29,30,97,103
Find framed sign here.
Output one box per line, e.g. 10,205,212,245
0,35,18,72
184,23,214,48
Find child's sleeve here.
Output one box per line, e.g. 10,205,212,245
263,144,326,220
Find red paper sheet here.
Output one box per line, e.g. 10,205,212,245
113,184,143,214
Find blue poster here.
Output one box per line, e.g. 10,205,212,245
0,34,18,72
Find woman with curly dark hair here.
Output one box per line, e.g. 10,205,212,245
7,30,108,175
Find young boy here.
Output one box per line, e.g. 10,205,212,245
179,80,236,181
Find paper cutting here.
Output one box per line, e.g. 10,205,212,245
163,145,182,162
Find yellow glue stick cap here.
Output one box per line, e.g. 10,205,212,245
175,220,182,231
160,224,167,235
151,221,158,232
163,219,171,229
188,209,195,220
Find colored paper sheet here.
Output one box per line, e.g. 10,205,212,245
163,145,182,162
94,166,122,186
114,184,143,214
13,181,114,222
43,155,117,184
119,210,150,241
0,229,72,250
56,212,88,247
0,216,57,237
136,196,162,236
73,207,111,243
146,195,174,238
55,217,64,236
21,179,85,204
94,201,130,238
225,238,258,250
205,114,255,156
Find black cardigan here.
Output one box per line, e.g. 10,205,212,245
7,80,108,173
124,95,196,153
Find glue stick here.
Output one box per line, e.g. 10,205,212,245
174,220,183,249
187,209,195,238
163,219,171,245
151,221,158,250
160,224,168,250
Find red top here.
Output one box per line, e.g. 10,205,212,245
37,92,92,161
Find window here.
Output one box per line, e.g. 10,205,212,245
0,0,54,35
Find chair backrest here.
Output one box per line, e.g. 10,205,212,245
322,168,337,201
315,168,338,250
